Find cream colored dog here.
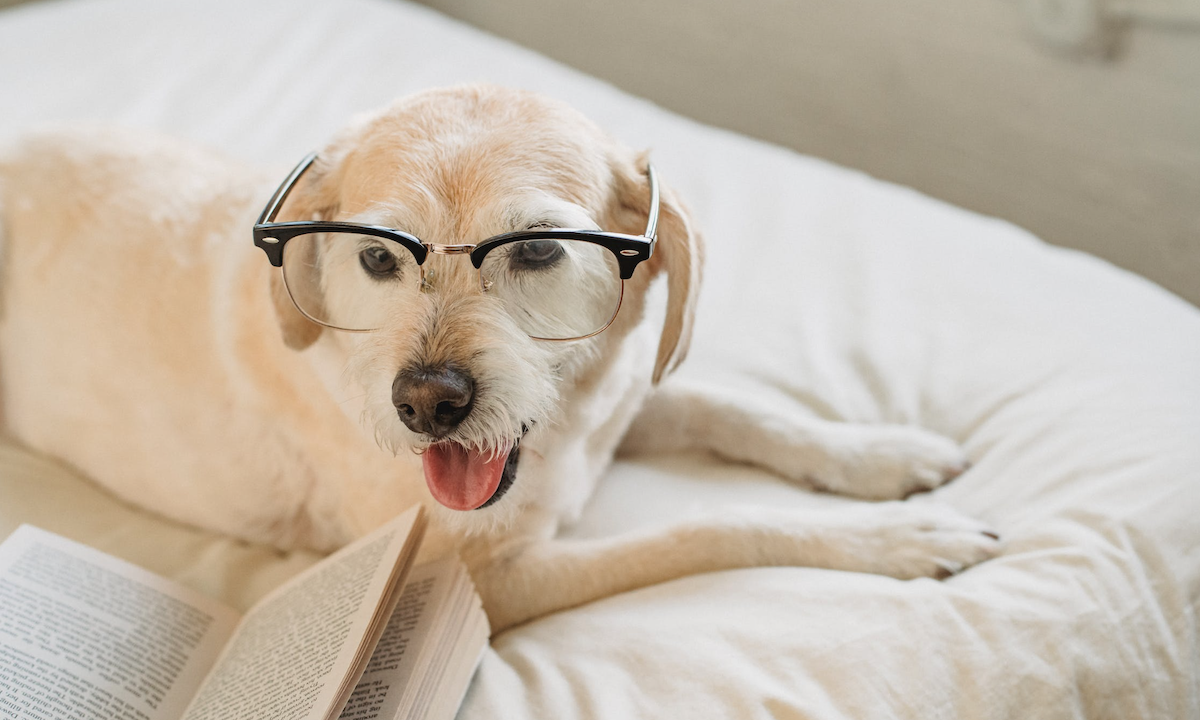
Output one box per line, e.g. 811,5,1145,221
0,86,1000,632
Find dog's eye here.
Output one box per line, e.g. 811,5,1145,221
509,240,564,271
359,246,399,278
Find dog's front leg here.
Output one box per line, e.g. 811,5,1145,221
467,501,1000,633
621,380,970,501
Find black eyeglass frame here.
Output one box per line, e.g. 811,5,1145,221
253,152,658,279
252,152,660,341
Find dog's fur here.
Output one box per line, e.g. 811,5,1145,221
0,86,1000,632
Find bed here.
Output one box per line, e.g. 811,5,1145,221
1,0,1198,717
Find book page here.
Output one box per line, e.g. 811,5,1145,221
337,561,451,720
404,567,487,720
0,526,240,720
339,558,488,720
425,612,488,720
181,507,425,720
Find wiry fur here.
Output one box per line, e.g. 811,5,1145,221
0,86,1002,632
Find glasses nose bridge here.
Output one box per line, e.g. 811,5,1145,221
420,244,485,294
427,242,476,257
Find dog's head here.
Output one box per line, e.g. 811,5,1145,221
268,85,701,530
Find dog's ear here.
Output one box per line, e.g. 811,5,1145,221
269,271,322,350
268,154,344,351
611,152,704,384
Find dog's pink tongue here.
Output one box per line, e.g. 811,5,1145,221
422,443,506,511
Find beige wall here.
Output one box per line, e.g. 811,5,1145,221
415,0,1200,307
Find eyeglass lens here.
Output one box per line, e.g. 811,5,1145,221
280,232,622,340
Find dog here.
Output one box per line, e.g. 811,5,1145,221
0,85,1001,632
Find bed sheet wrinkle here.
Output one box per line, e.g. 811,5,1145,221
0,0,1198,717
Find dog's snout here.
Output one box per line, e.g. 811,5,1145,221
392,365,475,438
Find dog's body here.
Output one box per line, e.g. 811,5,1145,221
0,87,1000,631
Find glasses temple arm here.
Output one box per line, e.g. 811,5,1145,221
257,152,319,225
644,162,660,240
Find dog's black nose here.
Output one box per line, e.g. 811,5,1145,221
392,365,475,438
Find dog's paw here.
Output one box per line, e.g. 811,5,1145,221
809,426,970,501
846,501,1003,580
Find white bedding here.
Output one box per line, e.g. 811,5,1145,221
2,0,1198,717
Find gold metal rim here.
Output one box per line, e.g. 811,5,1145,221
283,265,624,342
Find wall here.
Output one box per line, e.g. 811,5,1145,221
413,0,1200,306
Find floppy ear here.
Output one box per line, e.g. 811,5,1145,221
267,154,343,351
269,270,322,350
611,152,704,384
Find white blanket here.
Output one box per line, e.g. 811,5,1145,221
1,0,1197,717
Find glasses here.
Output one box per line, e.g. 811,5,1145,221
253,153,659,341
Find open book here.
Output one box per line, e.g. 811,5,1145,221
0,507,489,720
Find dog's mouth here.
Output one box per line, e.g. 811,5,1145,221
421,440,520,511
